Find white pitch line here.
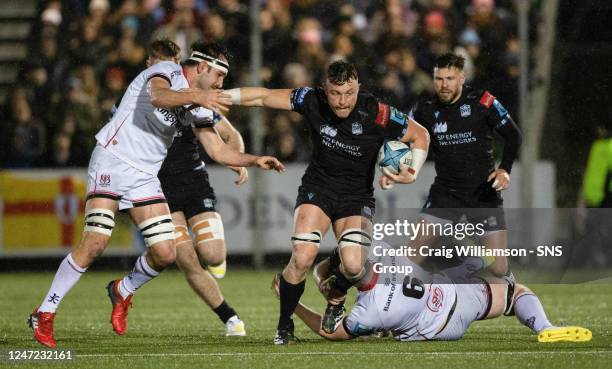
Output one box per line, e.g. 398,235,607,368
76,351,612,358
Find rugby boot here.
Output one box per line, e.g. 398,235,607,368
274,321,298,345
28,308,57,347
225,315,246,336
538,326,592,342
321,301,346,334
106,279,132,335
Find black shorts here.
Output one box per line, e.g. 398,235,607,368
295,185,375,222
421,183,506,231
159,169,217,219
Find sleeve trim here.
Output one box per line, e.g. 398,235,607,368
147,73,172,86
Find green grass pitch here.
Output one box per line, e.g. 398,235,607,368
1,270,611,368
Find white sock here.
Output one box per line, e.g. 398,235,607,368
514,293,553,333
39,254,87,313
118,254,159,299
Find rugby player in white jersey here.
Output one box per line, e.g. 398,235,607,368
28,39,284,348
272,242,592,343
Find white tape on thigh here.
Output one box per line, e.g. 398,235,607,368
138,215,175,247
338,228,372,249
84,208,115,236
192,216,224,244
291,231,322,247
174,225,192,246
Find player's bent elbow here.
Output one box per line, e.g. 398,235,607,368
417,125,431,147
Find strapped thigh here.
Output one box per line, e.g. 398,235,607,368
192,214,225,244
84,208,115,236
138,215,175,247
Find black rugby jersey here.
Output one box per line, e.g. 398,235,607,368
290,87,410,197
409,87,521,191
158,111,221,177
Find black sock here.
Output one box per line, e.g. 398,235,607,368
213,300,237,324
278,274,305,330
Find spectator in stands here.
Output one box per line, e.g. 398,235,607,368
4,97,46,168
151,5,203,60
293,17,328,85
466,0,513,81
69,17,108,69
3,0,524,169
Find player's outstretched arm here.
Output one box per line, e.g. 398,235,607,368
225,87,293,110
293,303,353,341
194,126,285,172
215,116,249,185
271,274,352,341
149,77,231,113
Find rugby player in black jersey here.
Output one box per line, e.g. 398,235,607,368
226,61,430,344
155,42,253,336
406,53,522,314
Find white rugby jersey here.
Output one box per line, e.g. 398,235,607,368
344,243,457,341
95,61,214,175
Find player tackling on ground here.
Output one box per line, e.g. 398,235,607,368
226,61,430,344
29,39,284,347
272,242,592,343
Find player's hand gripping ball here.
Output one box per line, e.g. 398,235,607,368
377,140,412,176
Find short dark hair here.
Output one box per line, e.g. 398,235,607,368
434,53,465,70
326,60,358,85
184,41,230,66
147,39,180,61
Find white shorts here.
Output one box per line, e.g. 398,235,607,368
433,280,491,340
87,145,166,211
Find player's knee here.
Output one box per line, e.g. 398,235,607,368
337,229,370,275
340,260,364,279
138,214,175,248
192,215,225,246
200,249,225,267
150,242,176,268
195,241,225,266
290,248,318,274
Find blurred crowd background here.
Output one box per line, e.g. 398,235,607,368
0,0,522,168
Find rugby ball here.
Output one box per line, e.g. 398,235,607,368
377,140,412,175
